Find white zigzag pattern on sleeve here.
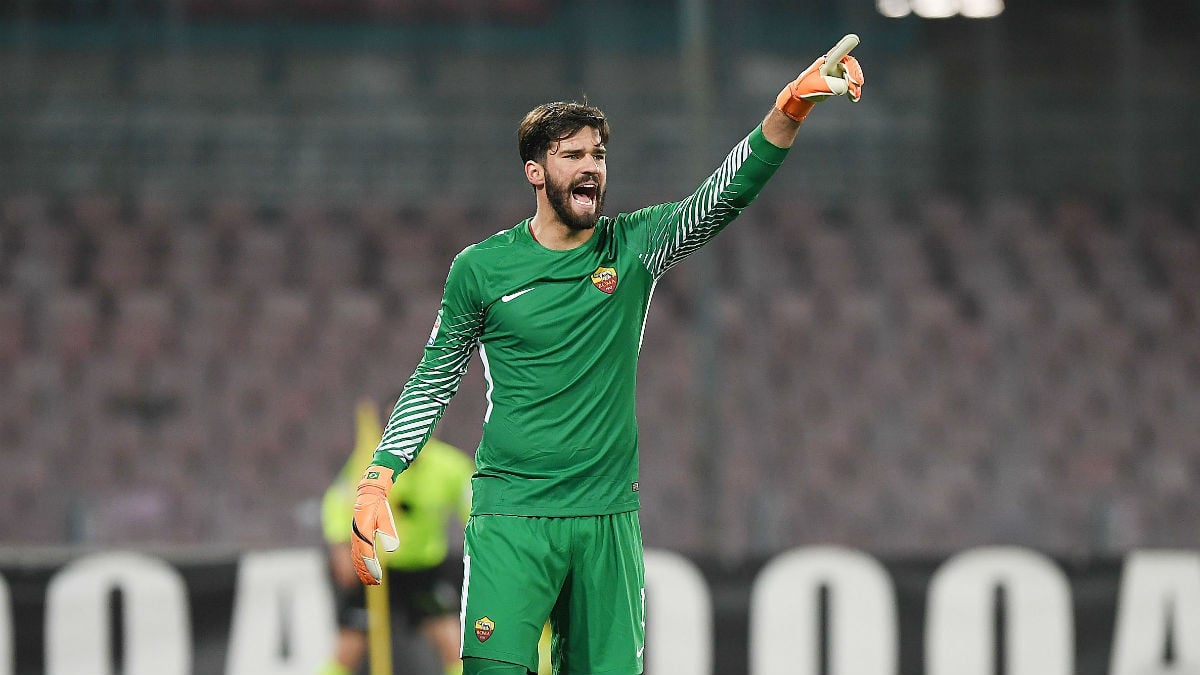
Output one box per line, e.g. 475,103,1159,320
642,137,751,278
377,308,483,463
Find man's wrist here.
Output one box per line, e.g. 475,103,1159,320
368,451,408,478
775,84,815,123
754,118,798,157
357,465,395,493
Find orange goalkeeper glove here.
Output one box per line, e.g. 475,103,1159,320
351,465,399,585
775,34,865,123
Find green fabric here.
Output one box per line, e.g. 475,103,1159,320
460,513,645,674
373,125,788,516
462,658,531,675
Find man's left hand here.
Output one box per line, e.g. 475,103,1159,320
351,465,399,585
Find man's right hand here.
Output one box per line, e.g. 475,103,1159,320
351,465,399,585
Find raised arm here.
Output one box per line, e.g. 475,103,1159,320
635,35,865,279
767,33,864,147
351,252,484,585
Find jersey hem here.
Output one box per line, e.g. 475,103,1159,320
460,649,539,674
470,503,641,518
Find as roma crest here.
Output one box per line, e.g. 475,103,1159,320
591,266,618,294
474,617,495,642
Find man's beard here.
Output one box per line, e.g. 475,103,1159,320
546,174,605,232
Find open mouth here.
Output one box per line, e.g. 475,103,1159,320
572,183,598,208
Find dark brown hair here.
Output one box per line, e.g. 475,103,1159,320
517,101,610,164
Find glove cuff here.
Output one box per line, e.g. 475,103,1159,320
356,465,395,496
775,83,816,122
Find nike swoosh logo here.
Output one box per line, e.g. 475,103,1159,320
501,288,536,303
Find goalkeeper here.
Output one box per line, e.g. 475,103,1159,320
353,36,865,675
322,398,473,675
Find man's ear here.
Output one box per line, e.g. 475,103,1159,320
524,160,545,188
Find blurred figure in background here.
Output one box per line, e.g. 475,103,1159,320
322,398,473,675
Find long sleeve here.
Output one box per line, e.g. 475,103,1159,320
371,252,484,474
632,125,789,279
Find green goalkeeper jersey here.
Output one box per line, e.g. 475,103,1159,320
372,125,788,516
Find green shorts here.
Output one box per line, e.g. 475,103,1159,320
460,512,646,675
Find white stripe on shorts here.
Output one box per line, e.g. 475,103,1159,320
459,552,471,658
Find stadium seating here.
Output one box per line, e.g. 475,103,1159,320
0,191,1197,556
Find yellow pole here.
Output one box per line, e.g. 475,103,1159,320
365,565,392,675
357,396,392,674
